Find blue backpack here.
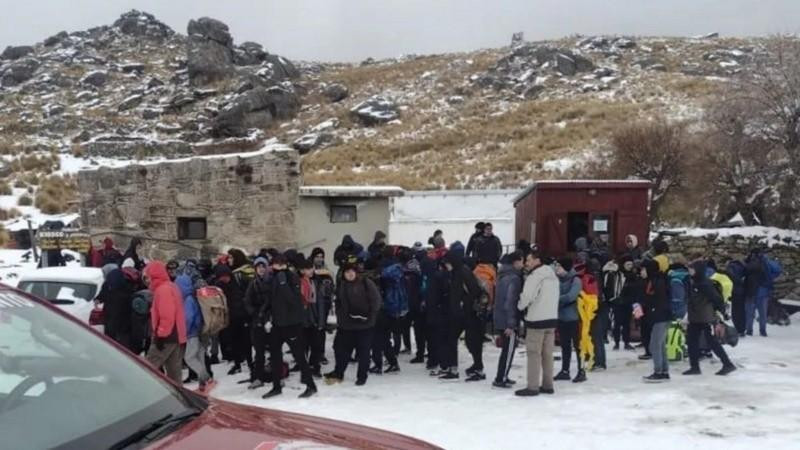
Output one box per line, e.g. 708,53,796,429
764,257,782,289
667,269,690,320
382,263,409,318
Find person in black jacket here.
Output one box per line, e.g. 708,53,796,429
367,231,388,262
243,257,271,389
122,237,146,271
402,249,426,364
325,263,382,386
639,260,671,382
440,251,483,380
473,223,503,266
261,255,317,399
612,256,637,350
684,260,736,376
214,264,252,376
97,266,135,350
465,222,486,259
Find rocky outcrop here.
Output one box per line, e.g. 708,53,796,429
1,45,34,60
80,70,108,87
113,10,173,39
350,96,399,125
186,17,235,85
0,57,40,86
211,86,300,137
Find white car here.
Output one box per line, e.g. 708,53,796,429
16,267,105,329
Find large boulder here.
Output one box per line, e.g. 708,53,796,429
263,54,299,80
324,83,349,102
43,31,69,47
350,96,399,125
555,52,594,76
292,132,336,154
211,86,299,137
113,10,173,39
81,70,109,87
233,41,267,66
1,45,34,61
186,17,235,85
0,58,40,86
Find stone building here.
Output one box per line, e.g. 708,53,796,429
77,145,300,260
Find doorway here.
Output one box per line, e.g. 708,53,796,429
567,212,589,252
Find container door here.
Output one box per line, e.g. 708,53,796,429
545,213,567,256
590,213,612,250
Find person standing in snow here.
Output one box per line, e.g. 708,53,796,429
639,260,671,383
144,261,187,385
100,237,123,266
368,230,388,262
684,259,737,376
298,258,325,378
214,264,251,375
465,222,486,259
440,251,484,381
177,274,214,392
554,257,586,383
263,255,318,399
243,257,271,389
325,262,382,386
402,248,427,364
97,264,134,350
474,223,503,267
122,237,146,271
516,250,559,397
492,252,524,388
624,234,643,263
310,247,335,366
612,256,637,351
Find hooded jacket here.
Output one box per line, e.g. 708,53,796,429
687,261,724,324
311,267,335,330
473,234,502,266
445,252,482,317
336,275,382,330
244,271,271,325
518,263,559,329
145,262,187,344
266,269,305,327
641,260,671,324
368,231,387,262
557,269,582,322
493,263,522,330
334,235,364,267
122,237,146,271
625,234,643,262
97,267,134,335
176,275,203,338
214,265,248,324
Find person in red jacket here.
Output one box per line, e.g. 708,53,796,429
144,261,187,385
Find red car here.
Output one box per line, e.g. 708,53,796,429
0,285,439,450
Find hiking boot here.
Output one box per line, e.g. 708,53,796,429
492,380,513,389
572,370,587,383
554,370,571,381
465,365,479,376
624,344,635,351
613,343,620,351
539,387,555,395
716,364,737,376
355,378,367,386
746,330,753,336
410,356,425,364
262,387,282,399
298,385,317,398
227,364,242,375
429,369,443,377
312,368,323,379
514,388,539,397
591,364,607,372
368,365,383,375
638,354,652,361
465,371,486,382
321,357,329,365
682,368,701,376
399,348,412,355
385,364,400,374
505,379,517,385
247,379,265,390
183,372,198,384
760,331,768,337
660,373,670,381
643,373,665,383
208,354,220,365
439,370,460,381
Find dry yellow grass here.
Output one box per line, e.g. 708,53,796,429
35,175,77,214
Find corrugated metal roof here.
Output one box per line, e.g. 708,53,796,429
513,179,652,206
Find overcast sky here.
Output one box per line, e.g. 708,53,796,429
1,0,798,62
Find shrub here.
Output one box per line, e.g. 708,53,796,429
35,175,77,214
18,194,33,206
13,179,26,189
0,181,11,196
0,225,9,247
0,207,21,221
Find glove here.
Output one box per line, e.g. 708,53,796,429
155,337,165,351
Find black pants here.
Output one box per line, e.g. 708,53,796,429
591,304,609,367
443,313,484,371
372,314,399,367
640,316,652,355
427,318,446,369
409,308,428,359
612,304,632,345
334,328,374,382
392,315,412,354
732,296,746,334
105,326,132,352
303,327,325,371
495,332,517,382
558,320,581,373
221,320,252,368
270,324,315,389
251,324,269,382
687,323,732,370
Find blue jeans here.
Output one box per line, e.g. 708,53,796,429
649,321,669,374
745,295,768,334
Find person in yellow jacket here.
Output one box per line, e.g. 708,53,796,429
652,240,671,274
707,260,733,304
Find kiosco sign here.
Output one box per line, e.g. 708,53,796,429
37,229,91,253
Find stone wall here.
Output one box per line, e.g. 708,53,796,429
78,147,300,260
662,231,800,299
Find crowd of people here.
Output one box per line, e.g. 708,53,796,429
90,221,782,399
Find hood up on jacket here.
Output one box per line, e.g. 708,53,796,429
144,261,171,292
175,274,194,299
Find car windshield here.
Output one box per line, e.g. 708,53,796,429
0,290,202,449
17,281,97,304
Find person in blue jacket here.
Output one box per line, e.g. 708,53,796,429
177,275,213,392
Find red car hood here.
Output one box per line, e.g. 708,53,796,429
147,397,439,450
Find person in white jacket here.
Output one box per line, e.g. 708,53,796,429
516,251,560,397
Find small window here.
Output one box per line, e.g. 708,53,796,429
177,217,207,240
330,205,357,223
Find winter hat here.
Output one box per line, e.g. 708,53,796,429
449,240,465,258
412,241,424,252
342,262,359,274
653,240,669,255
121,258,136,269
253,257,269,268
215,264,232,278
271,254,288,266
557,257,573,272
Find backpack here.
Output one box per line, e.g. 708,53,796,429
764,257,782,287
667,269,690,320
131,289,153,316
666,321,686,361
602,269,625,305
474,264,497,307
473,277,492,321
196,286,229,336
381,264,409,318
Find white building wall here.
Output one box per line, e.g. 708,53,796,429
389,190,519,250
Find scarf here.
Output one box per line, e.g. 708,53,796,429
300,277,316,306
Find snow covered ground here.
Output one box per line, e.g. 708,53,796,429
211,319,800,450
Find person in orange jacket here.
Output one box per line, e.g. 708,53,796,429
144,261,187,385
